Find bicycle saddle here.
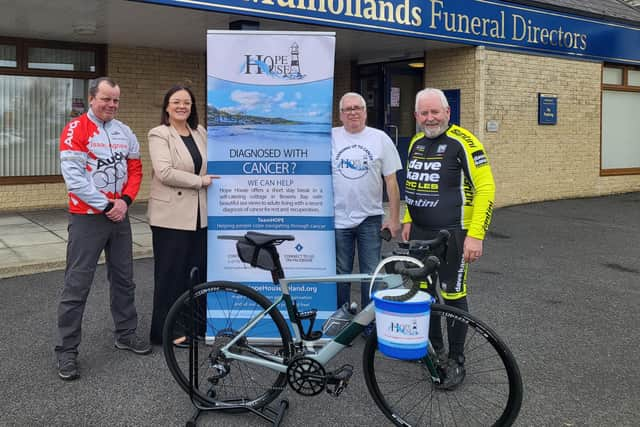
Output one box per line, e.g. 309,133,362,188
244,231,295,246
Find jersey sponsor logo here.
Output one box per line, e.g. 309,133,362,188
94,152,127,189
62,120,81,148
406,195,439,208
406,159,441,184
406,180,439,191
437,144,447,154
96,152,126,169
334,144,372,180
463,180,474,206
449,127,477,148
483,200,494,231
472,150,488,167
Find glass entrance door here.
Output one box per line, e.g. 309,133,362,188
358,61,423,199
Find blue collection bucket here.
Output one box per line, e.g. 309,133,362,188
373,289,434,360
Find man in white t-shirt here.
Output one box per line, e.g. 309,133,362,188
332,92,402,334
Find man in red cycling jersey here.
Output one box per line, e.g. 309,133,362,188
55,77,150,381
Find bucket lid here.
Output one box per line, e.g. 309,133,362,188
373,288,433,304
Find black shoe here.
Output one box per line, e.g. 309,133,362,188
436,358,466,390
115,334,152,355
58,358,79,381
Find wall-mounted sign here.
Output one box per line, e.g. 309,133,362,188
137,0,640,65
538,93,558,125
390,87,400,107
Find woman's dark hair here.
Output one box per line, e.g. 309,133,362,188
160,85,199,129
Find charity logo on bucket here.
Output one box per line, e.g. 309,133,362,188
376,311,428,343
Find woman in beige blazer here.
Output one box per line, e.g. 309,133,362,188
147,85,217,346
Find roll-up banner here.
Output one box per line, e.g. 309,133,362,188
206,31,336,337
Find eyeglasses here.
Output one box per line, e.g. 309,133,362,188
340,105,365,113
169,100,192,107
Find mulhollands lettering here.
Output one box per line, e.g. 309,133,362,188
245,0,422,27
245,0,589,53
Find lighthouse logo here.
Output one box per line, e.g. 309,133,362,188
242,42,305,80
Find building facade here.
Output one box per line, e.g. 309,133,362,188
1,0,639,211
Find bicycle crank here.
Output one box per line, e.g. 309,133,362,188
286,356,327,396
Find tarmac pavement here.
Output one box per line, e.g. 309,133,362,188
0,192,639,426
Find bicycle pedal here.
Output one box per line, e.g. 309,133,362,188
326,380,347,397
332,364,353,381
326,364,354,397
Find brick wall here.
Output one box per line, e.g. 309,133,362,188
425,46,640,207
109,45,206,202
425,47,481,134
332,60,353,126
0,183,68,210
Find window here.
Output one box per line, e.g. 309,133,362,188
601,64,640,175
0,44,17,68
0,37,105,184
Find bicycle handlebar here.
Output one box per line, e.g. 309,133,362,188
393,255,441,280
402,229,450,253
378,229,450,302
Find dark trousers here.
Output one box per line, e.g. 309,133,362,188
409,225,469,361
149,225,207,345
55,214,137,360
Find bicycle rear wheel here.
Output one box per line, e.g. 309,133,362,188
363,304,523,426
163,281,292,408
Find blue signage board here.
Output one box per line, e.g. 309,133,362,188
133,0,640,65
538,93,557,125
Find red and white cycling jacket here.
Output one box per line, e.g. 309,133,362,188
59,109,142,214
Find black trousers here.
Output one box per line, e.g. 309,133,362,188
149,225,207,345
409,225,469,361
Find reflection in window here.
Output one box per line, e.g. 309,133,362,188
603,67,623,85
27,47,96,72
0,76,89,176
628,69,640,87
0,44,17,68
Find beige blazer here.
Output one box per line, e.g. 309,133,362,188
147,124,208,230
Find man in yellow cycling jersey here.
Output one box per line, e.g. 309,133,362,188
402,88,496,389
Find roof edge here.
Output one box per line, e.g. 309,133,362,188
501,0,640,26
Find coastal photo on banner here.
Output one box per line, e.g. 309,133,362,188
206,30,336,337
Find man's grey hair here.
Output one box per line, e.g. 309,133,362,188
89,77,118,97
339,92,367,111
415,88,449,112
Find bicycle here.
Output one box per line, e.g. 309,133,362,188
162,230,523,426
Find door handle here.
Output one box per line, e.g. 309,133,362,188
385,124,399,146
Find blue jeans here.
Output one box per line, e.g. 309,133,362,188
335,215,382,308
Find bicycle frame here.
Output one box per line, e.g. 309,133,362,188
218,271,405,371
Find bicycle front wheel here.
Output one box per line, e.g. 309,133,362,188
363,304,523,426
163,281,292,409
